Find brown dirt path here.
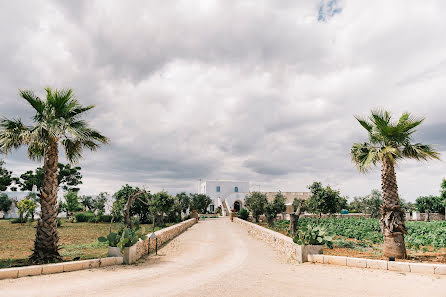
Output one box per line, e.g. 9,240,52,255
1,218,445,296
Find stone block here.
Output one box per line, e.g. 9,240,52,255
347,257,367,268
388,261,410,272
325,256,347,266
296,245,323,263
124,245,137,264
409,263,436,274
17,265,42,277
435,265,446,275
0,267,19,280
41,263,64,275
366,259,388,270
115,257,123,265
63,261,83,272
100,257,119,267
308,254,324,263
82,259,100,269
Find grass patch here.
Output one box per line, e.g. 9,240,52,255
0,219,172,268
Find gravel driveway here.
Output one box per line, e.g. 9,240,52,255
1,218,445,296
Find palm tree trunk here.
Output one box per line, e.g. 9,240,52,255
30,141,61,263
381,157,407,259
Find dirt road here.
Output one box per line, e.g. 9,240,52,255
1,218,445,296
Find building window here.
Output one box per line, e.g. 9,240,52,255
234,186,238,192
210,205,214,212
216,186,220,192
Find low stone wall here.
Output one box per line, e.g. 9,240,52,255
309,254,446,275
0,257,123,280
133,218,197,262
233,218,298,261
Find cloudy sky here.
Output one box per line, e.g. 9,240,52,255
1,0,445,201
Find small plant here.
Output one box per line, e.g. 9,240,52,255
98,231,121,247
116,227,146,251
293,223,333,248
238,208,249,220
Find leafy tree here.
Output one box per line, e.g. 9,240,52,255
307,182,346,219
415,195,444,214
79,195,94,211
92,192,108,215
16,198,37,223
0,160,13,191
150,191,175,226
441,178,446,202
244,192,268,222
189,193,212,213
238,208,249,220
112,185,151,224
264,192,286,227
57,163,82,192
60,191,82,217
19,163,82,192
0,88,108,263
349,190,383,218
351,110,440,258
0,193,12,214
176,192,190,215
290,198,308,235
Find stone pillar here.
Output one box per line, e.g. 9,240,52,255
412,211,420,221
405,212,411,221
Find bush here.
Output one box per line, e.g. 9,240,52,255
88,216,100,223
10,218,26,224
57,218,63,227
99,214,113,222
238,208,249,220
293,223,333,248
75,212,95,222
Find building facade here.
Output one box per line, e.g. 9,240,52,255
199,180,310,215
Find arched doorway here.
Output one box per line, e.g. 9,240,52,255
233,201,241,212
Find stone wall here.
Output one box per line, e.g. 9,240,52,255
233,218,298,262
134,218,197,261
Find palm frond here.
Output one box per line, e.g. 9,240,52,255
402,143,441,161
0,118,32,153
19,89,45,114
351,142,379,172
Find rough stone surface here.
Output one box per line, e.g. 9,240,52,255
366,259,388,270
82,259,100,269
124,245,137,264
409,263,436,274
17,265,42,277
100,257,120,267
63,262,83,272
233,218,298,261
0,267,18,279
347,257,367,268
435,265,446,275
388,261,411,272
41,263,64,275
134,218,197,262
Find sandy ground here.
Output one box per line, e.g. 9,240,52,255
1,218,445,297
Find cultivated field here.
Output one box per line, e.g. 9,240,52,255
0,219,169,268
262,218,446,263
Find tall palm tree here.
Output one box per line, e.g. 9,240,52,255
351,110,440,258
0,88,109,263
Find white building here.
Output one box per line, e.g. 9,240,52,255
199,180,250,215
199,180,311,216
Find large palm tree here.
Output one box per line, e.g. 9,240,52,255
0,88,109,263
351,110,440,258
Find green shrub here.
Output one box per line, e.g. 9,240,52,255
293,223,333,248
88,216,100,223
99,214,113,222
238,208,249,220
75,212,95,222
10,218,26,224
98,231,121,247
57,218,63,227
